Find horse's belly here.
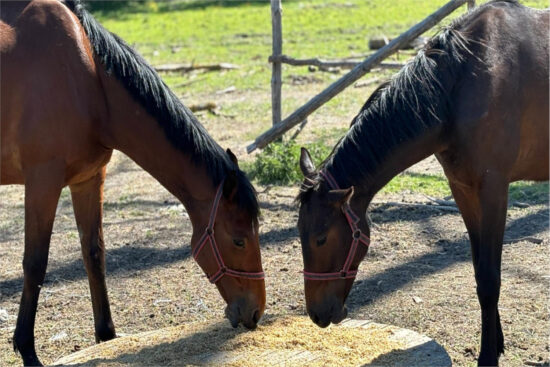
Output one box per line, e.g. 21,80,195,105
511,141,549,182
511,98,549,182
64,149,113,186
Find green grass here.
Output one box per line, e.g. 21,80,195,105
93,0,548,95
382,172,451,197
243,139,333,184
509,181,549,204
382,173,549,205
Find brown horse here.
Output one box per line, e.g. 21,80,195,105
1,0,265,365
297,1,548,366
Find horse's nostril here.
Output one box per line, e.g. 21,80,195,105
252,309,260,324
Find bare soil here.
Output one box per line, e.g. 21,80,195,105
1,86,548,367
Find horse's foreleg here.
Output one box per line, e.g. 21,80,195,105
475,173,509,366
14,163,64,366
448,182,481,262
70,167,116,343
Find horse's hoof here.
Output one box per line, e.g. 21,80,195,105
21,354,43,367
95,323,116,343
13,337,42,366
477,354,499,367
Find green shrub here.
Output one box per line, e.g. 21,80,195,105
246,140,332,185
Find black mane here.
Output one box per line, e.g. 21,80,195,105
298,1,518,205
64,0,258,218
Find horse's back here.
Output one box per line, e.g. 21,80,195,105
1,0,110,185
442,1,549,184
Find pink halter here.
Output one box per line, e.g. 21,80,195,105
192,180,265,283
302,170,370,281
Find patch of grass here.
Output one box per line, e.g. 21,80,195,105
381,173,549,206
66,232,79,240
509,181,549,204
244,140,332,185
382,172,451,197
117,193,137,203
93,0,548,95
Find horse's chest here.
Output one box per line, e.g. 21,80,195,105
0,148,24,184
64,148,112,186
0,122,24,184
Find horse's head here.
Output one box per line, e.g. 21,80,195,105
297,148,370,328
191,150,265,329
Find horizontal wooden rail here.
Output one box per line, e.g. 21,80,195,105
268,55,405,70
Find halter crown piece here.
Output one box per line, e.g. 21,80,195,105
302,170,371,281
192,179,265,283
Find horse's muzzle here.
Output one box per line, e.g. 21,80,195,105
308,303,348,328
225,300,262,330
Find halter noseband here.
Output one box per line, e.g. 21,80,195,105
192,180,265,283
302,170,370,281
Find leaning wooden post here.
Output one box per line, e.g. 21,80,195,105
247,0,469,153
271,0,283,128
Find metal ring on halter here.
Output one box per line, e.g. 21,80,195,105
302,170,370,281
192,179,265,284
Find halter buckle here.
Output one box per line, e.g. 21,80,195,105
206,228,213,235
353,229,361,239
340,271,347,279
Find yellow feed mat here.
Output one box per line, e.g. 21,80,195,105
54,316,407,366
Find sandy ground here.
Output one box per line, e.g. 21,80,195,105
1,72,549,367
1,145,548,366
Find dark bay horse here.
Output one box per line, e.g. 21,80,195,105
1,0,265,365
297,1,548,366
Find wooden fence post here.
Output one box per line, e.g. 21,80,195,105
271,0,283,127
247,0,469,153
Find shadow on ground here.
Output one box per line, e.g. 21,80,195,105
347,207,548,311
364,340,451,367
0,246,190,302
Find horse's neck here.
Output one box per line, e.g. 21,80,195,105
365,130,445,201
327,118,447,206
98,70,213,227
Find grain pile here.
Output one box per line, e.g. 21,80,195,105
54,316,408,366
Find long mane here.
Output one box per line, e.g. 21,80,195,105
297,1,518,205
64,0,258,217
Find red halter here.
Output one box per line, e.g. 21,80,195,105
192,180,265,283
302,170,370,281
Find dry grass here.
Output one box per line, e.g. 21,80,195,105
54,316,406,366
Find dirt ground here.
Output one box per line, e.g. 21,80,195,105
1,84,549,367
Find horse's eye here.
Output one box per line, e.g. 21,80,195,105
233,238,245,247
316,236,327,246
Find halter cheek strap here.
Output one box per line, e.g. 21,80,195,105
302,170,370,281
192,180,265,283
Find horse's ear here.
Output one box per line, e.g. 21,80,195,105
223,170,239,202
327,186,354,205
300,147,316,177
226,148,239,168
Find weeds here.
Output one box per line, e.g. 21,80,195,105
244,140,332,185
